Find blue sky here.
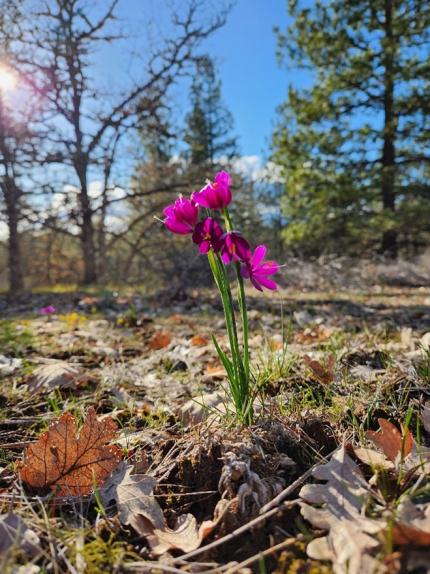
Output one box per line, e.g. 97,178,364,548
202,0,290,158
97,0,293,159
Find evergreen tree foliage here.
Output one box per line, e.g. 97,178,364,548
272,0,430,257
184,55,238,167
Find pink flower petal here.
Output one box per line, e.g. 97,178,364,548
250,276,264,291
254,275,278,290
192,188,211,208
252,245,267,267
214,171,230,188
163,205,175,218
259,261,280,276
165,219,191,234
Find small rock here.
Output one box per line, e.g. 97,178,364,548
0,355,22,377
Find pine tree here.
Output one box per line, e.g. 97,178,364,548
184,56,238,168
272,0,430,257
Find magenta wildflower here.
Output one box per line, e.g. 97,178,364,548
241,245,279,291
163,196,199,235
192,171,232,210
192,217,224,254
40,305,56,315
218,232,251,265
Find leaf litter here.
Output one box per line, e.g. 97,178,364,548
1,285,430,571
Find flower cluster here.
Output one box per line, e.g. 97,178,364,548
40,305,56,315
163,171,280,291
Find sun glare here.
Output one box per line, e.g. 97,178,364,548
0,65,17,91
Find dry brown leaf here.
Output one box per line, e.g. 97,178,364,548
27,360,81,393
20,407,122,496
304,354,335,386
366,418,413,463
101,464,164,533
179,391,227,426
296,325,333,344
300,447,384,574
148,331,172,350
353,447,394,470
101,465,221,555
204,362,225,379
190,334,209,347
392,523,430,547
391,499,430,547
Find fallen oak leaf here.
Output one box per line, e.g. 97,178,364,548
390,499,430,547
20,407,122,496
101,464,222,555
303,354,335,386
148,331,172,350
299,447,385,574
190,334,209,347
366,418,413,463
204,362,225,379
150,511,222,555
353,447,394,471
391,523,430,547
101,463,164,534
27,360,81,393
358,422,430,478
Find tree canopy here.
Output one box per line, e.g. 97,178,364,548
272,0,430,257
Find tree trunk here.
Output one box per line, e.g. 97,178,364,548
6,194,24,293
78,170,97,285
81,205,97,285
0,96,24,293
380,0,397,258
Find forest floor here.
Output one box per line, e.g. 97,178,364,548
0,283,430,573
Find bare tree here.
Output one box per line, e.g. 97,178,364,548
0,1,41,292
22,0,227,284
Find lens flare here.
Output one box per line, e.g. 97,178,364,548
0,65,17,91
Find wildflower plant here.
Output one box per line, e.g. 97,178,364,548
162,171,280,425
40,305,56,316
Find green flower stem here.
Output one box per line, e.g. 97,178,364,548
205,208,253,425
215,254,247,411
208,247,252,422
207,251,240,400
207,250,237,370
235,263,250,380
216,254,242,363
222,207,250,381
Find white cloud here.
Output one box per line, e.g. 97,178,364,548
233,155,262,181
233,155,284,184
168,154,285,184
